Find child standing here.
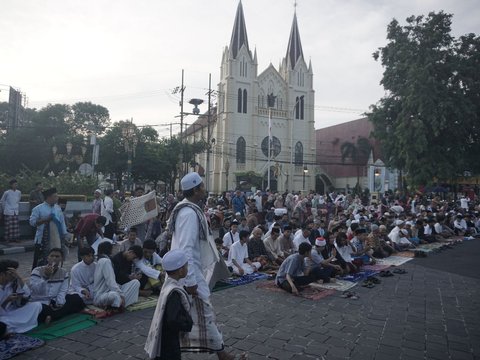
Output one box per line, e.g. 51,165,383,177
145,249,193,360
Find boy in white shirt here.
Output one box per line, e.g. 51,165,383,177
227,230,261,275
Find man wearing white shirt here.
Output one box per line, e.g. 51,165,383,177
293,224,311,252
460,196,470,210
69,247,96,304
101,189,115,239
254,190,263,212
222,220,240,257
227,230,261,275
0,179,21,243
135,240,163,295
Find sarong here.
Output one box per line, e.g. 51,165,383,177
4,215,20,241
180,296,224,353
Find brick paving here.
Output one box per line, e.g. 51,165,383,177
2,241,479,360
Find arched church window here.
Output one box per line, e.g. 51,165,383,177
237,88,242,113
261,136,281,158
294,141,303,164
300,96,305,120
236,137,246,164
243,89,247,113
295,96,300,119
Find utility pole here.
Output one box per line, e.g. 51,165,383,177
172,70,186,188
206,73,213,193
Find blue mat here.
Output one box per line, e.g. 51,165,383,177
0,334,45,360
341,269,379,283
222,273,269,286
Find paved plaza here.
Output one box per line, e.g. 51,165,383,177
1,240,479,360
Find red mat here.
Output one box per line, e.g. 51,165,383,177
256,280,336,300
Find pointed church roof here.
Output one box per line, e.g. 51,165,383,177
286,13,304,69
229,1,250,59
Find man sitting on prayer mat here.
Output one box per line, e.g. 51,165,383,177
275,242,324,295
227,230,261,275
30,248,85,324
94,241,140,310
111,245,144,286
135,240,163,295
118,227,143,252
69,247,96,304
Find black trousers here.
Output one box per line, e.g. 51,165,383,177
278,267,327,293
104,222,115,240
38,294,85,322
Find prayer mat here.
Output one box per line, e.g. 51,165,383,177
126,296,159,312
222,272,269,286
310,279,357,292
256,281,336,301
0,334,45,360
362,264,391,271
82,305,110,319
340,269,379,283
408,242,452,253
376,256,413,267
26,314,97,341
212,281,237,292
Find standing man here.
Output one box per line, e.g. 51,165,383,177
29,182,44,211
134,187,147,242
168,172,239,360
30,188,68,269
232,190,246,217
92,189,102,215
101,189,115,239
1,179,22,243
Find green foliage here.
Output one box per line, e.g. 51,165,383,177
0,166,97,196
369,12,480,186
340,136,372,185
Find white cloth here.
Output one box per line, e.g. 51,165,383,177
91,237,113,255
222,230,239,256
144,276,191,358
0,189,21,215
293,232,309,252
119,191,158,228
0,283,42,333
101,196,114,224
227,240,248,267
334,241,354,263
388,226,402,244
254,194,263,212
94,257,139,308
263,235,283,260
69,261,96,303
135,253,162,280
170,204,218,300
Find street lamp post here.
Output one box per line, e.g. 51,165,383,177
122,119,137,192
303,164,308,192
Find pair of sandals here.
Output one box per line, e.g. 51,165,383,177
379,270,394,277
414,250,427,258
362,276,381,288
341,290,359,300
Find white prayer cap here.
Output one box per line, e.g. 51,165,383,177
370,224,379,231
315,237,326,247
181,172,203,191
94,189,102,194
395,220,404,226
405,221,413,226
401,229,408,235
162,249,188,272
384,212,390,216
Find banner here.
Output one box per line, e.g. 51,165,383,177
119,191,158,228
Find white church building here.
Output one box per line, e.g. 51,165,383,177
186,1,316,193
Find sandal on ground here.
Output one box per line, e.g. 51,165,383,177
392,268,407,274
379,270,394,277
367,276,381,284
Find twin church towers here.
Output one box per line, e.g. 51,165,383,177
207,1,315,193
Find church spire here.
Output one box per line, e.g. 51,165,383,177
286,12,304,69
229,0,250,59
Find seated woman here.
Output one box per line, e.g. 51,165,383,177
0,260,43,335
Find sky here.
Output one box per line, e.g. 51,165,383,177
1,0,479,138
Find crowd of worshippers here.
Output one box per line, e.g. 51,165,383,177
0,236,165,340
213,190,479,295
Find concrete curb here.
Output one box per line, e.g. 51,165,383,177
0,243,35,255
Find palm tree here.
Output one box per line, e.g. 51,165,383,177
340,137,372,186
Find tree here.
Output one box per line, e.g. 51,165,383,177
340,137,372,186
70,102,110,136
369,12,480,186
